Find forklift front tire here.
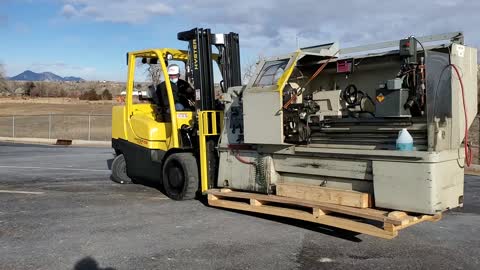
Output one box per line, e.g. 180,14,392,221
111,154,132,184
162,153,199,200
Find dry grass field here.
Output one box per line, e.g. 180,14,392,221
0,97,114,115
3,80,125,97
0,97,114,140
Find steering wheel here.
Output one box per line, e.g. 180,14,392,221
342,84,359,105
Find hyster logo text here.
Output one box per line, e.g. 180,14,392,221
193,39,199,70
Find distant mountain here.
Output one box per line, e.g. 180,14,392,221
9,70,85,82
62,76,85,82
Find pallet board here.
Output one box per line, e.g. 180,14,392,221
276,182,371,208
207,189,441,239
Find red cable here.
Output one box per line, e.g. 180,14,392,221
228,144,256,165
234,153,255,165
450,64,472,167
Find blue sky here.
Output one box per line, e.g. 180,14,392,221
1,0,479,81
0,0,206,81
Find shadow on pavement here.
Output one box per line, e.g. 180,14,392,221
233,209,363,242
197,196,363,242
131,177,165,193
106,157,167,196
73,257,116,270
104,156,364,242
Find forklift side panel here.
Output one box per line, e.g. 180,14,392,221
112,138,164,182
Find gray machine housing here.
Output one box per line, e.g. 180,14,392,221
375,79,411,117
217,32,477,214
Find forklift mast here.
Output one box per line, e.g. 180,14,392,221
217,32,242,90
177,28,242,192
177,28,242,110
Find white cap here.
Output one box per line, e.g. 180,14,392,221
167,64,180,75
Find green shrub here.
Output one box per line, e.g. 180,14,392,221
24,81,36,96
101,89,113,100
79,89,100,100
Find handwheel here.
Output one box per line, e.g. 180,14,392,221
111,154,132,184
162,153,199,200
342,84,359,105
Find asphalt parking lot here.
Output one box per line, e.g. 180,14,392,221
0,142,479,270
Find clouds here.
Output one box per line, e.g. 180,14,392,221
59,0,480,56
5,0,476,82
61,4,77,18
60,0,174,23
183,0,480,50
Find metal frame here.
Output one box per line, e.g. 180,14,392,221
126,48,189,148
198,110,223,192
339,31,463,55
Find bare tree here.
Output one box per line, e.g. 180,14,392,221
242,56,263,85
0,63,9,93
146,64,163,87
24,81,36,96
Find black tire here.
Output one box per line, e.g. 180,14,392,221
162,153,199,200
111,154,132,184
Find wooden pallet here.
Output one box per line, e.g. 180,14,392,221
207,189,441,239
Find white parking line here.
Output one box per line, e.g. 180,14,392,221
0,190,45,195
0,165,110,172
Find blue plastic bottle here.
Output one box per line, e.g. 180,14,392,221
396,128,413,151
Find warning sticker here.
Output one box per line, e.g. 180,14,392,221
195,89,201,101
376,94,385,103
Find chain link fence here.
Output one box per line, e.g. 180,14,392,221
0,114,478,163
0,114,111,141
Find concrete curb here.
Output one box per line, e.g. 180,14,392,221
71,139,111,146
0,137,110,147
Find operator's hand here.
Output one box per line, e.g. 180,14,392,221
188,99,195,107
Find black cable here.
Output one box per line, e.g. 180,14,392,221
411,36,427,60
409,36,428,114
431,61,465,119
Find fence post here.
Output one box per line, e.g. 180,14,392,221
48,114,52,139
63,115,66,139
88,114,91,141
12,115,15,138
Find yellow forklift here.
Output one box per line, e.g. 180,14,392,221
111,28,241,200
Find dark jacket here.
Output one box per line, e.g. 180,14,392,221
156,79,195,110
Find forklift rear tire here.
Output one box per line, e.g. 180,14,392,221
162,153,199,200
111,154,132,184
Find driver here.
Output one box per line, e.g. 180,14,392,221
156,64,195,111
